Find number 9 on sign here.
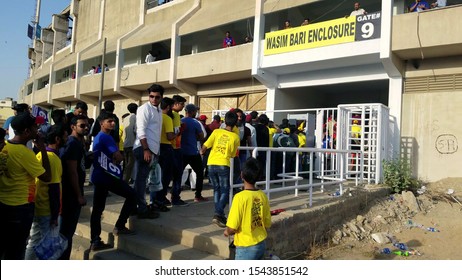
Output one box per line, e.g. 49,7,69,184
109,162,121,175
361,22,374,39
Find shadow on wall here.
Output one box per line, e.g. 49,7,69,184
400,136,419,178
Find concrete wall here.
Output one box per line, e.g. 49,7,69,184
266,186,389,258
401,56,462,181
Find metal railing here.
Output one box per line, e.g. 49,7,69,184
229,146,363,207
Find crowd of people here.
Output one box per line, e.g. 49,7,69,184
2,83,311,259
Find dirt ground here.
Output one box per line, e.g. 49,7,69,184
306,177,462,260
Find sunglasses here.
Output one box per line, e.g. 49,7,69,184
78,124,89,129
149,95,161,100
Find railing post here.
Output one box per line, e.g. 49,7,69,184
339,151,345,195
309,151,314,207
295,150,299,196
266,150,271,200
229,157,234,207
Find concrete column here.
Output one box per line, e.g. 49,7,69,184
388,77,403,159
266,88,276,121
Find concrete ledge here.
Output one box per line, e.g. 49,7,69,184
266,185,390,259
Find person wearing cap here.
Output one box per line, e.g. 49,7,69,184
208,114,222,133
0,113,52,259
3,103,30,140
181,104,207,202
349,118,362,173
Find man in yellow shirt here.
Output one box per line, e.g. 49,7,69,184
170,95,187,206
224,157,271,259
154,97,178,210
0,113,51,259
200,111,240,228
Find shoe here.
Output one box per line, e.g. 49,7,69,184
194,196,208,202
164,199,172,207
172,199,189,207
150,203,170,212
212,215,227,228
90,241,113,251
130,207,138,216
137,211,160,219
113,227,136,236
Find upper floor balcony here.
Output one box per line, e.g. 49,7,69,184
392,4,462,60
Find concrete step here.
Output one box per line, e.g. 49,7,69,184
70,233,145,260
75,218,226,260
115,231,225,260
75,220,117,246
79,190,232,258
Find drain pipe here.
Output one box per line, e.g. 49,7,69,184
169,0,201,98
114,0,146,101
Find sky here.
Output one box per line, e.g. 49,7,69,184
0,0,70,101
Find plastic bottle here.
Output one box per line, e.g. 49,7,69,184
270,254,280,260
407,220,423,229
393,242,408,251
379,248,392,254
392,250,409,256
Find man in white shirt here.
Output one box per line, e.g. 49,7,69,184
132,84,163,219
123,103,138,183
431,0,446,8
350,2,366,16
145,51,156,63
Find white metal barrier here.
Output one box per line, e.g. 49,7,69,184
229,146,363,207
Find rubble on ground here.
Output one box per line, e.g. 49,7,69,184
330,187,459,246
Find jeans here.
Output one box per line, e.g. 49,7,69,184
208,165,230,217
91,175,137,244
235,240,266,260
123,147,136,183
25,215,53,260
233,156,242,184
133,146,150,213
182,154,204,198
171,149,183,202
0,202,34,260
59,195,82,260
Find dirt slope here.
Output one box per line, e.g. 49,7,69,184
307,178,462,260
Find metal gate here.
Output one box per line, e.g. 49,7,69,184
337,103,390,184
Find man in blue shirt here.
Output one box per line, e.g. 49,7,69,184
90,111,137,251
181,104,206,202
409,0,430,12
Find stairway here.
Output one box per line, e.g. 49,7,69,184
71,185,229,260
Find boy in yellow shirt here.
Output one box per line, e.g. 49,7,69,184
200,111,240,227
224,157,271,259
